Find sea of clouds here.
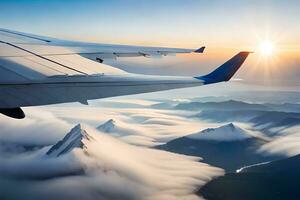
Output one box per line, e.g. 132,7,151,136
0,103,224,200
1,94,300,200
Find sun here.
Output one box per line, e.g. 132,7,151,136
259,41,274,56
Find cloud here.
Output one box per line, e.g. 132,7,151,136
43,104,216,146
259,126,300,157
0,125,224,200
0,107,70,149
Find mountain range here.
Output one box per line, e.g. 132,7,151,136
194,109,300,136
157,123,282,172
176,100,270,111
42,122,224,200
176,100,300,113
151,100,300,136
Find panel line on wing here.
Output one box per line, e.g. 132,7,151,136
23,56,68,75
0,41,89,75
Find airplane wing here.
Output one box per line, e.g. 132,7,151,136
0,28,205,63
0,28,251,119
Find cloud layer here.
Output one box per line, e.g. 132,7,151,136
0,124,223,200
1,96,298,200
43,103,217,147
0,107,70,148
259,126,300,156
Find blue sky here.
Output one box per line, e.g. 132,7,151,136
1,0,299,46
0,0,299,89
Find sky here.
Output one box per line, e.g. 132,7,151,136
0,0,299,89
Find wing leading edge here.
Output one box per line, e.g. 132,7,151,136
0,28,205,63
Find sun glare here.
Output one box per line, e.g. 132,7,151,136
259,41,274,56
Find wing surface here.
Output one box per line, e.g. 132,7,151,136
0,28,205,62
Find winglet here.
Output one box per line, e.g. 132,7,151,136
194,46,205,53
196,51,252,84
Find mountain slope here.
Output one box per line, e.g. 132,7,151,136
199,155,300,200
157,123,281,172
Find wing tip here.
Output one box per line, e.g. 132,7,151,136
194,46,205,53
196,50,252,84
239,51,254,54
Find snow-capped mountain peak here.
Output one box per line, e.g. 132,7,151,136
187,123,252,141
97,119,116,133
46,124,94,157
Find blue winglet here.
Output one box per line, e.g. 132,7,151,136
196,51,252,84
194,46,205,53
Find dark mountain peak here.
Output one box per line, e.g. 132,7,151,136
107,119,115,124
185,123,252,142
97,119,116,133
46,124,94,157
225,122,235,128
201,123,235,134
